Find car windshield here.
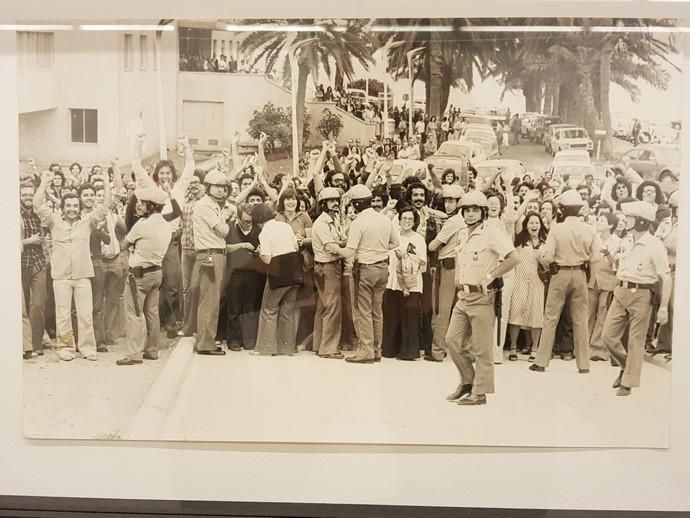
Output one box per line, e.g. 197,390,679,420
554,165,595,177
436,143,471,157
465,130,494,140
559,129,587,139
554,152,589,163
475,164,523,179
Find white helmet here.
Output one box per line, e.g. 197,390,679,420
204,169,228,186
348,184,373,200
459,190,488,208
318,187,341,203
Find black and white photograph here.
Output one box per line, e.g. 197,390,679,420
18,17,680,447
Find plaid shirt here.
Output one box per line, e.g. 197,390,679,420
181,197,200,250
20,207,47,275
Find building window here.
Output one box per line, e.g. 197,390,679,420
70,109,98,144
124,33,133,71
17,32,54,71
139,34,148,70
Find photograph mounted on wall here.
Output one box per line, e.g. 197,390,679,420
18,17,679,447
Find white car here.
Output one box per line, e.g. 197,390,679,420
551,161,597,189
473,159,528,190
551,127,593,156
552,149,592,165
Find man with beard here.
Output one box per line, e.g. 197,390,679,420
404,180,444,359
529,190,601,374
445,191,519,406
427,183,465,362
116,174,172,366
191,170,236,355
311,187,346,359
222,203,265,351
20,182,48,357
34,169,111,362
603,201,671,396
336,184,399,363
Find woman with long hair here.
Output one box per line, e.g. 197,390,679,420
275,185,314,348
507,211,548,361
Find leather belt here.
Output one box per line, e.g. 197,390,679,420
129,265,161,278
196,248,226,255
618,281,655,290
458,284,483,294
558,264,585,270
361,259,388,266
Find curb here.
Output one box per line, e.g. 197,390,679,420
122,337,195,440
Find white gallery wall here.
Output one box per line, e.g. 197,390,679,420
1,0,690,511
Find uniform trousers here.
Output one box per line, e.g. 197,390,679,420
603,286,653,388
123,269,162,360
193,252,226,352
446,291,496,395
53,278,97,357
534,269,589,371
430,264,455,360
21,265,47,352
313,261,343,356
589,289,613,360
181,248,198,335
352,262,389,360
657,271,674,353
159,239,182,333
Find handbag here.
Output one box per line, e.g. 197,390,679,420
267,252,304,290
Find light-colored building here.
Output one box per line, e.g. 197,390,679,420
17,21,379,169
18,27,178,167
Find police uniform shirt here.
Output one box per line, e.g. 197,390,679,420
346,208,399,265
193,195,232,251
614,232,670,284
435,213,466,260
540,215,600,266
312,211,342,263
126,213,173,268
454,222,514,287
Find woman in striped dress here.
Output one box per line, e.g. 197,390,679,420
507,211,547,361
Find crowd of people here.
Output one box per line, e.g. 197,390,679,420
20,126,676,405
179,53,262,74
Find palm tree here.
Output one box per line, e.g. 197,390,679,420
239,19,375,157
381,18,496,120
489,18,679,157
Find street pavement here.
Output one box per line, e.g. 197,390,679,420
130,339,670,447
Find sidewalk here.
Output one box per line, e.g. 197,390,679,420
23,333,179,440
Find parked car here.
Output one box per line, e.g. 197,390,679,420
459,132,499,160
548,125,590,155
387,159,429,186
520,112,542,138
544,124,577,155
609,144,680,194
472,159,527,191
549,161,597,189
531,115,563,143
425,140,487,178
552,149,592,165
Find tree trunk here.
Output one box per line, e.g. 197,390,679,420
427,33,444,120
523,74,541,113
440,70,452,117
296,65,309,158
543,82,553,115
334,68,343,91
576,47,599,143
552,80,560,116
599,42,614,158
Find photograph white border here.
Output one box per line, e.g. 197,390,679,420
1,0,690,512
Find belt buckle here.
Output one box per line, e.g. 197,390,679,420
462,285,470,294
631,287,637,294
